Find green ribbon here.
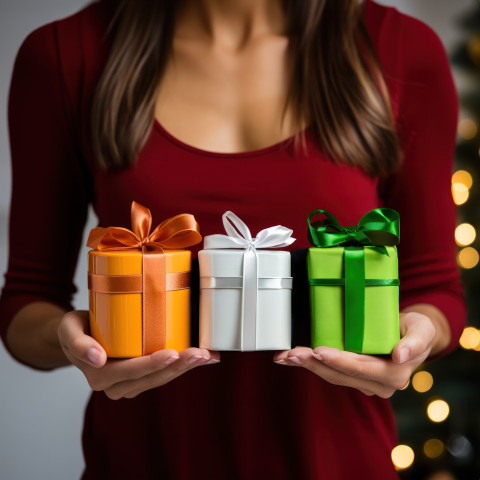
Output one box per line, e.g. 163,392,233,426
308,208,400,352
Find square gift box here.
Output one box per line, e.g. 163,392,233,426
307,208,401,354
87,201,201,358
199,211,295,351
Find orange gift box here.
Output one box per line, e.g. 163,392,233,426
87,201,202,358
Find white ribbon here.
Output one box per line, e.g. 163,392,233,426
203,211,295,350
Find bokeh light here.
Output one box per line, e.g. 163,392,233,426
423,438,445,459
458,118,478,139
459,327,480,349
452,183,469,205
447,435,473,460
457,247,479,269
412,371,433,393
391,445,415,470
399,379,410,390
455,223,476,246
427,400,450,423
452,170,473,189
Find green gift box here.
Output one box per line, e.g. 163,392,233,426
307,208,401,354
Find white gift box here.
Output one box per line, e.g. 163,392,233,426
199,212,295,351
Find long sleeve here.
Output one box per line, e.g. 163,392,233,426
378,15,466,356
0,23,91,356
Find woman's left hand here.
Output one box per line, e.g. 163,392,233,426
273,311,436,398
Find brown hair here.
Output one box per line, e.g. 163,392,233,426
92,0,401,176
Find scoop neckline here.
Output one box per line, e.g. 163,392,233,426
153,119,307,158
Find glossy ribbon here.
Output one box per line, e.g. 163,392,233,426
87,201,202,355
204,211,295,350
308,208,400,352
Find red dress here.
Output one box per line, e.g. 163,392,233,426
0,1,465,478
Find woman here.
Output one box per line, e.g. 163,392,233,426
0,0,465,478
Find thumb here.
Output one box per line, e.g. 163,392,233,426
58,310,107,368
392,312,435,364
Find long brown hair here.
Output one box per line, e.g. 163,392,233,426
92,0,401,176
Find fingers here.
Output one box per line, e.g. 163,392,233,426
103,348,219,400
392,312,435,365
59,311,221,399
86,349,182,391
275,347,397,398
274,312,437,398
58,311,107,368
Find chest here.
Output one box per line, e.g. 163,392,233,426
155,35,298,153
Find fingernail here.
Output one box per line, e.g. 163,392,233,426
274,359,288,365
87,347,102,366
187,355,204,364
312,353,324,361
205,358,220,365
165,356,179,365
399,348,409,364
288,356,303,365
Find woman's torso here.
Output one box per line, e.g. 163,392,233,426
27,0,429,478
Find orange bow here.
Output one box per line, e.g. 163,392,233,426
87,201,202,251
87,201,202,355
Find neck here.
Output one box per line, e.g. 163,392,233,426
175,0,286,50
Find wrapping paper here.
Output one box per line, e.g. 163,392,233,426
199,211,294,351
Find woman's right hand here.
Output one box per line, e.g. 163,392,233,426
57,310,220,400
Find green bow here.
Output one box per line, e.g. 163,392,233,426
308,208,400,352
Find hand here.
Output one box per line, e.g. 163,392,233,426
273,311,436,398
58,310,220,400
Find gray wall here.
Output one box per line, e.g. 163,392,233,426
0,1,473,479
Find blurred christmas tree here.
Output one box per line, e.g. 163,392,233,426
389,3,480,478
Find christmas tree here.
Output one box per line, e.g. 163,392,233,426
390,4,480,478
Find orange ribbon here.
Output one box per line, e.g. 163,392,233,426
87,201,202,355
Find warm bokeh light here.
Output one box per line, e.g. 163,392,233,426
457,247,480,269
455,223,476,246
459,327,480,349
423,438,445,459
452,170,473,189
391,445,414,470
400,379,410,390
452,183,469,205
412,371,433,393
427,400,450,423
458,118,478,139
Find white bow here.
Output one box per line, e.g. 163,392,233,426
204,211,295,250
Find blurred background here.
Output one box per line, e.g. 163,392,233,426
0,1,479,479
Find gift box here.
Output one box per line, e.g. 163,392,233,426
307,208,400,354
199,211,295,351
87,201,201,357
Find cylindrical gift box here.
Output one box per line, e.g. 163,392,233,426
89,249,191,358
308,246,400,354
199,249,292,351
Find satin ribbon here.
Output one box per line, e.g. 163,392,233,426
308,208,400,352
87,201,202,355
203,211,295,350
